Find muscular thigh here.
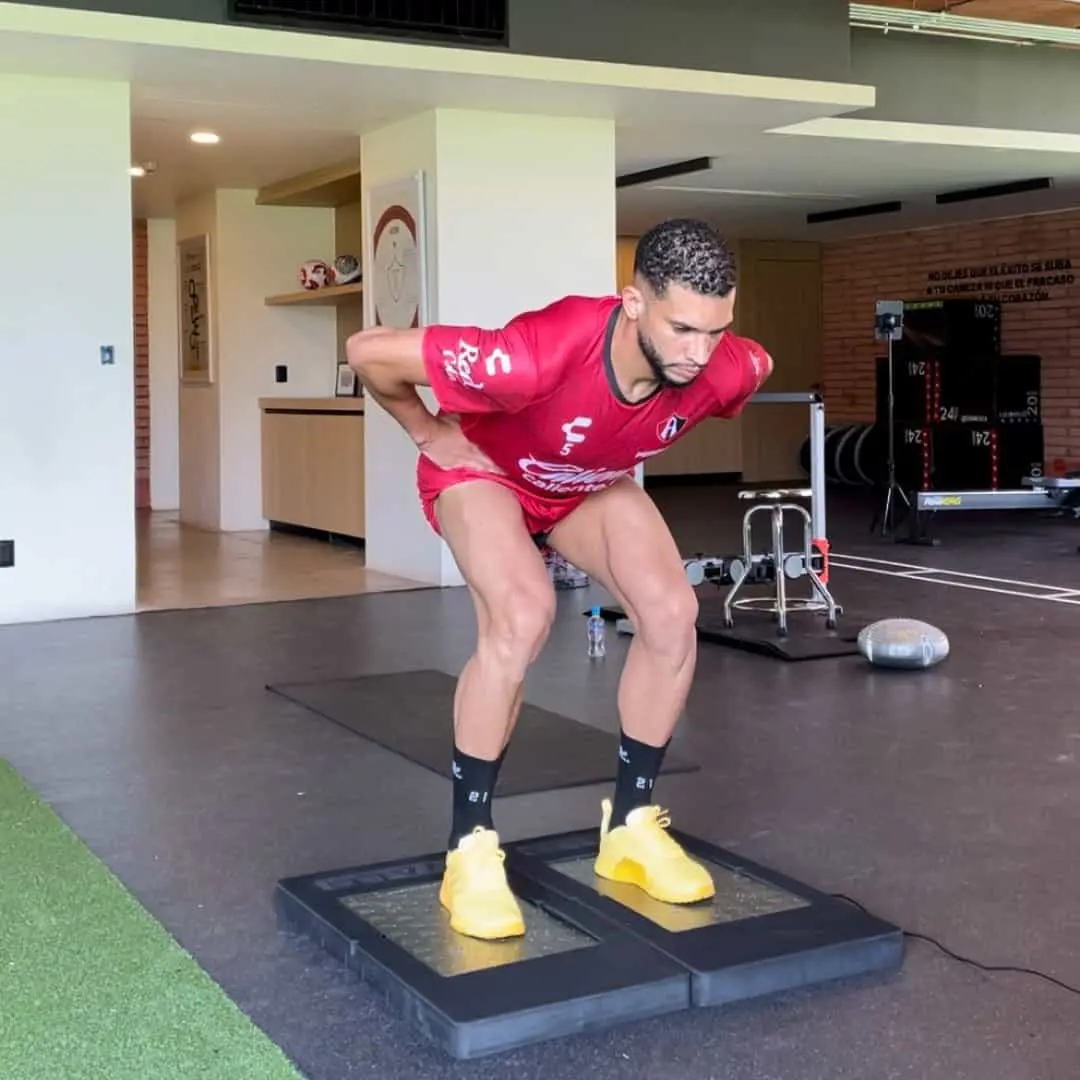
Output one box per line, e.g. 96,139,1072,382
435,479,554,630
547,477,697,632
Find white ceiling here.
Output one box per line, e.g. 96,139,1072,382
616,128,1080,240
4,2,1080,239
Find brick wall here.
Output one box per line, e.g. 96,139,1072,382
133,218,150,507
822,209,1080,471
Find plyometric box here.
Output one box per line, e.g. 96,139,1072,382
275,831,903,1059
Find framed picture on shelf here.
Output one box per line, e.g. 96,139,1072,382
335,362,358,397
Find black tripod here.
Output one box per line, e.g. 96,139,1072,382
871,300,911,537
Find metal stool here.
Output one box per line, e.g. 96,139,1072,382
722,488,839,636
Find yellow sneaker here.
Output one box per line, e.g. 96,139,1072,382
594,799,715,904
439,826,526,940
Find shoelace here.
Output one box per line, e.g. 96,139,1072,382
634,806,688,860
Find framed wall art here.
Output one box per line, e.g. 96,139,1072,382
177,233,213,385
364,171,429,330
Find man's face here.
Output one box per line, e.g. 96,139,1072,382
626,280,736,388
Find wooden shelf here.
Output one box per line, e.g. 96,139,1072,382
264,283,363,307
259,397,364,414
256,159,362,208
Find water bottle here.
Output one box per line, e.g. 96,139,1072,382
587,606,606,659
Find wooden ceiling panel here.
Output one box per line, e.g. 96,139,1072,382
869,1,1080,28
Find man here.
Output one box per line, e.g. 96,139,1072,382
347,218,773,941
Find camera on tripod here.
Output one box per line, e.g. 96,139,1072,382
872,300,909,537
874,300,904,342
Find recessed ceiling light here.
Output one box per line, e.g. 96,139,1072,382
189,130,220,145
129,165,146,177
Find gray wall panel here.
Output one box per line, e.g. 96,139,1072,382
26,0,852,80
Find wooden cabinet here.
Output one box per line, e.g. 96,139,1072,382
260,398,365,539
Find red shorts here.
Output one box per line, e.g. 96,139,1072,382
417,461,587,541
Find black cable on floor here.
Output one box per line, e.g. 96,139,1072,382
830,892,1080,999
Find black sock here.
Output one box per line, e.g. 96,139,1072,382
611,732,669,827
449,744,508,848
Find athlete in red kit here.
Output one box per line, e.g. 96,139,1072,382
348,218,773,940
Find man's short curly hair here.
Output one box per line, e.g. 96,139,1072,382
633,218,737,299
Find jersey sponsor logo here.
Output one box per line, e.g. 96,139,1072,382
656,413,688,443
441,340,513,390
517,456,631,494
483,348,512,376
559,416,592,456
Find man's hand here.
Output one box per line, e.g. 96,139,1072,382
416,414,505,475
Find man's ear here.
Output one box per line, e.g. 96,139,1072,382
620,283,644,320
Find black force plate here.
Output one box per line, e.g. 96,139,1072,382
504,828,904,1007
274,849,689,1059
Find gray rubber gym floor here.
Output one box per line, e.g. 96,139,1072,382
2,482,1079,1080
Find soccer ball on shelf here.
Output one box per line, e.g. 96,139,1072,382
298,255,363,291
298,259,333,290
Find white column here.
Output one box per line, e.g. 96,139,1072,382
0,75,135,625
360,108,617,586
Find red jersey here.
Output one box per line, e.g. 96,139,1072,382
416,294,770,528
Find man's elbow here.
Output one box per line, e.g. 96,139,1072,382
345,327,393,376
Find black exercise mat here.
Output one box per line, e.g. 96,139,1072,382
266,669,699,796
695,614,860,662
595,601,862,663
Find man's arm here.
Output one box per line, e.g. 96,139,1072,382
347,320,540,444
708,336,774,419
346,326,440,449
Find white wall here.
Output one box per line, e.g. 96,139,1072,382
148,217,180,510
173,189,337,532
214,189,337,531
432,109,617,580
0,75,135,625
360,107,616,587
360,111,443,586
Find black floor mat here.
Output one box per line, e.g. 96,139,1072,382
595,600,863,663
695,614,860,661
266,669,699,796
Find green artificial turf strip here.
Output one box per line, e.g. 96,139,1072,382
0,759,306,1080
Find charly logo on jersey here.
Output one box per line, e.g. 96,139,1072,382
559,416,592,456
656,413,688,443
518,456,632,494
441,339,512,391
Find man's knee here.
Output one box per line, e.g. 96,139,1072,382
632,578,699,656
480,583,556,670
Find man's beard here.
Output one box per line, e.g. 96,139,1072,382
637,329,700,388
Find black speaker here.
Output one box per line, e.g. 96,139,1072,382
994,354,1041,424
